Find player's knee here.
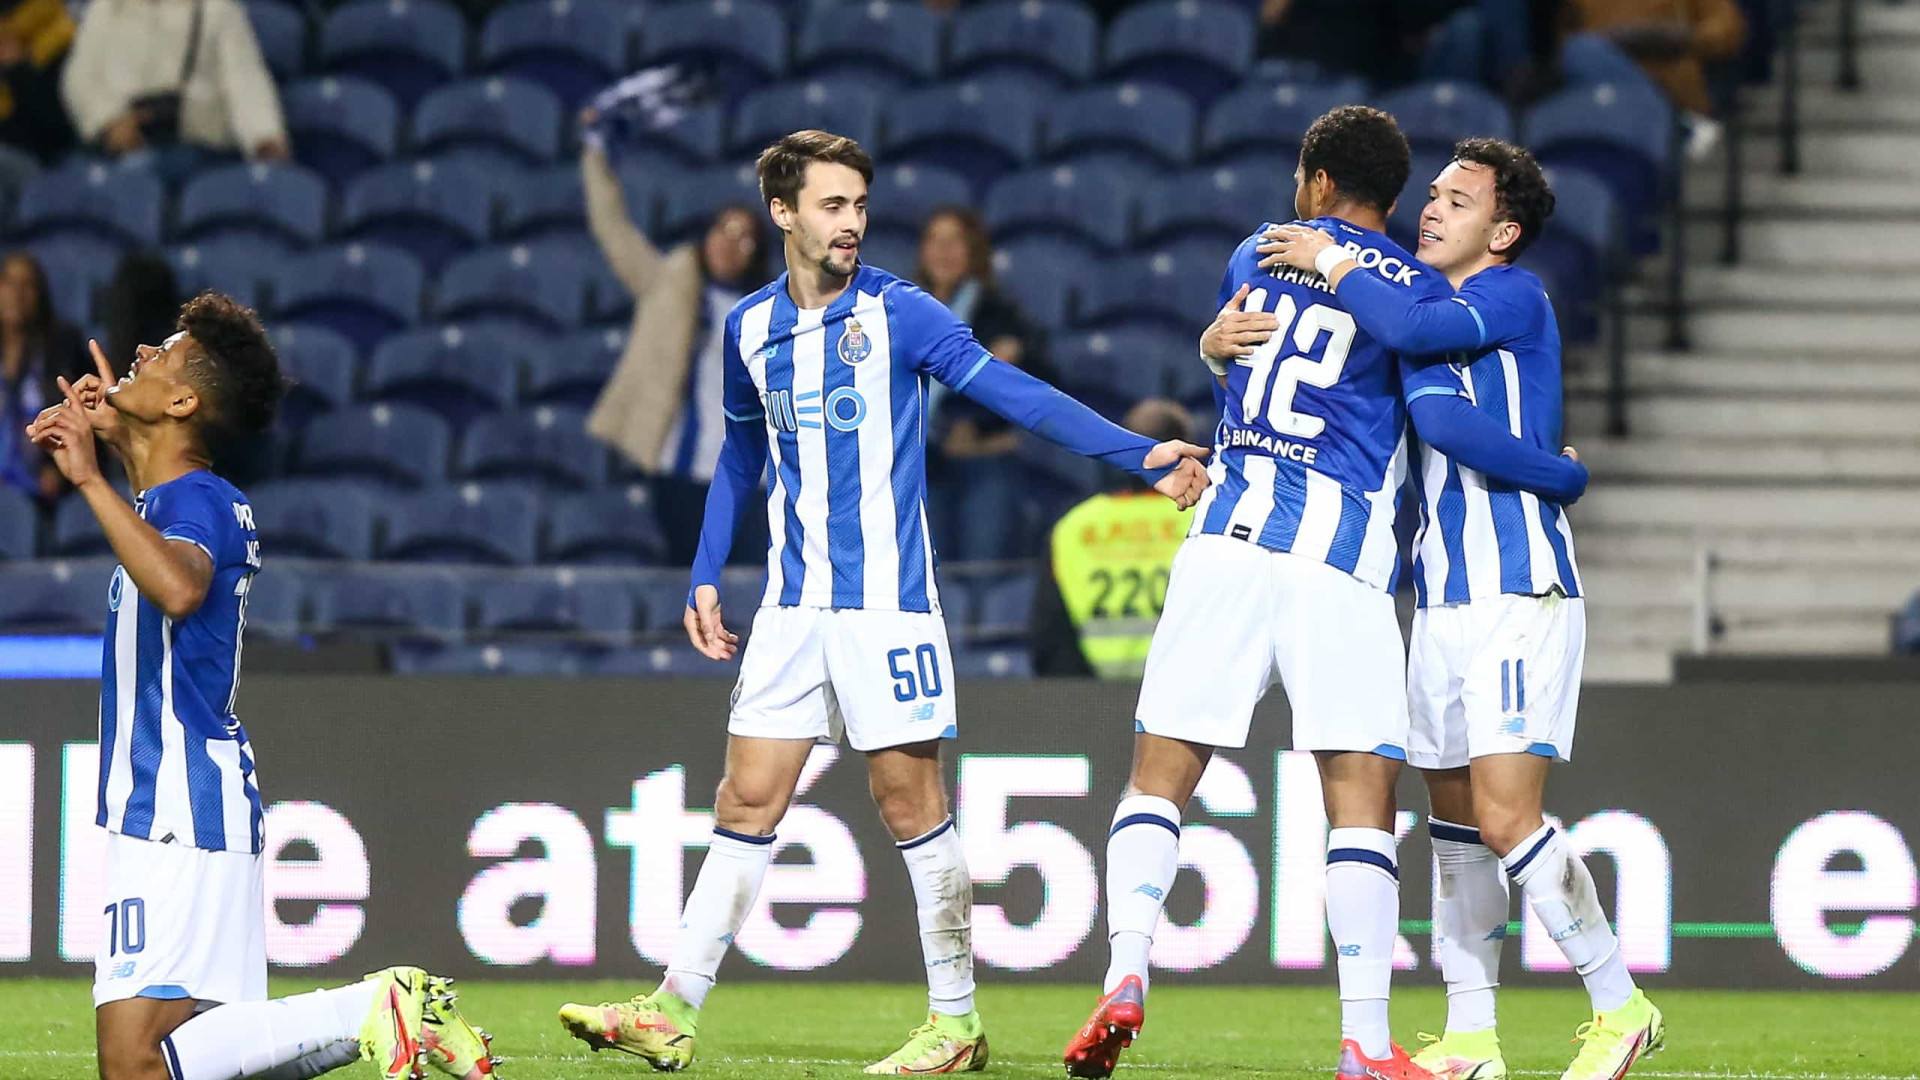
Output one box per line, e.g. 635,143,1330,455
713,773,789,833
96,1035,167,1080
871,778,945,839
1472,801,1542,857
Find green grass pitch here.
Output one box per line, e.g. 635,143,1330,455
1,980,1915,1080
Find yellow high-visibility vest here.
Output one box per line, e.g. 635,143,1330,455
1049,491,1188,679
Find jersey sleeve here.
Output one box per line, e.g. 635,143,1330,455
146,477,236,566
720,312,763,422
1337,264,1538,356
1400,354,1472,405
886,280,995,390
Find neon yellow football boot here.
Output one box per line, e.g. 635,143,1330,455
420,976,501,1078
359,966,431,1080
864,1011,989,1075
1410,1028,1507,1080
1560,990,1665,1080
558,990,697,1071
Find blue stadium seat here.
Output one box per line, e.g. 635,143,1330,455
659,163,762,243
730,78,881,156
458,405,603,489
983,165,1129,256
951,647,1032,678
795,0,940,89
30,235,119,326
1200,79,1364,162
1051,327,1191,412
499,164,586,240
176,163,327,249
546,484,668,564
1043,82,1196,174
1138,165,1288,247
473,569,636,636
0,142,38,203
339,159,492,272
296,402,451,487
882,79,1041,192
14,160,162,249
274,243,425,354
52,494,113,556
946,0,1097,87
1103,0,1255,106
1074,246,1219,333
0,559,111,632
0,488,32,560
856,233,917,278
412,77,564,171
1373,80,1513,154
391,641,598,675
610,160,668,236
440,319,547,370
1388,149,1455,250
1529,165,1622,342
273,323,359,426
247,1,309,81
480,0,628,107
866,163,972,244
249,478,379,559
990,237,1079,328
309,566,464,638
318,0,467,106
364,325,521,425
384,482,540,564
433,243,592,331
973,572,1035,640
593,644,737,676
283,76,400,186
1524,81,1673,255
636,0,788,93
630,570,695,630
528,326,624,406
636,100,728,168
242,562,309,639
166,240,270,312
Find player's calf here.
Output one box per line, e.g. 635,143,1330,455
96,996,198,1080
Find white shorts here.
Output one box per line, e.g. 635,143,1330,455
93,832,266,1008
728,606,958,752
1408,592,1586,770
1135,535,1411,754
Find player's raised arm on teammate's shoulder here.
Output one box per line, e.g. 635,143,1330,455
1199,282,1280,375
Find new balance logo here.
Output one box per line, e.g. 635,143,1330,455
108,961,135,980
1337,944,1362,957
909,703,937,722
1131,883,1164,901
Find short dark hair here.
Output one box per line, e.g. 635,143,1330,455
1450,137,1556,261
755,129,874,211
1298,106,1410,217
177,292,284,448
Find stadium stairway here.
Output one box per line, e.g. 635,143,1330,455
1566,0,1920,681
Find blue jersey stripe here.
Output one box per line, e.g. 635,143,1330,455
1199,449,1249,536
820,297,865,607
119,601,167,839
95,592,118,827
1538,501,1580,598
891,367,930,610
1468,361,1534,593
1438,460,1469,603
241,745,263,852
1257,460,1307,551
178,682,226,850
1325,492,1369,573
765,299,806,605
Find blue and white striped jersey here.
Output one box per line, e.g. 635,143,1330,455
97,470,265,854
1191,219,1449,590
725,265,994,613
1398,266,1583,606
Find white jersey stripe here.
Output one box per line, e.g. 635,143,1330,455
790,307,832,608
1291,468,1344,563
851,289,901,610
208,739,251,853
1227,454,1278,540
736,297,781,606
1355,438,1405,585
102,591,137,833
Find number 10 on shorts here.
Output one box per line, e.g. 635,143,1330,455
888,644,944,702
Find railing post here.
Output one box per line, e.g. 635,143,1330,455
1606,279,1628,437
1665,110,1691,350
1839,0,1862,91
1779,0,1801,174
1691,543,1715,655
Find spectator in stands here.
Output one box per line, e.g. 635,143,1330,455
61,0,288,183
917,206,1050,563
1563,0,1747,157
1030,398,1193,678
580,114,772,567
0,0,76,162
0,251,85,504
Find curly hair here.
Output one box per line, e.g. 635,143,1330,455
176,291,285,448
1298,106,1410,217
1451,136,1556,261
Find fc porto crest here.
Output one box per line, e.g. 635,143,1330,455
837,317,873,366
108,566,125,611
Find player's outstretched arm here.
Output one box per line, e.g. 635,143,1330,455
1408,391,1588,504
1256,225,1491,355
684,415,768,660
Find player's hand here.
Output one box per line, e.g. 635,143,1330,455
1561,445,1579,463
28,386,102,488
1560,445,1590,505
1144,440,1211,510
1256,224,1338,272
684,583,740,661
1199,283,1279,363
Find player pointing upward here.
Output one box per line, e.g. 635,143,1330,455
558,130,1210,1074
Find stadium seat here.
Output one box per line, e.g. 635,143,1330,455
30,235,119,326
247,1,309,81
458,405,604,489
1200,79,1365,162
391,641,597,675
634,100,728,168
383,482,540,564
581,257,633,324
1138,165,1289,247
983,165,1130,256
283,76,400,186
1074,246,1220,334
273,242,425,354
1051,327,1192,413
630,571,697,630
1373,80,1513,154
1530,165,1623,342
249,478,379,559
52,494,113,557
364,325,521,425
412,77,564,172
272,323,359,427
527,326,625,406
730,79,882,157
658,163,762,243
592,644,737,676
433,243,592,331
318,0,467,106
973,572,1036,641
1103,0,1255,106
339,159,493,273
242,562,309,639
0,559,111,633
473,569,636,636
166,240,270,313
1388,149,1456,250
479,0,628,107
308,565,464,639
295,402,452,487
440,318,548,371
1524,81,1674,255
951,647,1032,678
857,233,918,278
1042,82,1197,175
635,0,789,93
0,488,31,560
176,163,327,250
795,0,940,90
13,160,162,249
499,164,586,240
1416,6,1485,85
865,164,973,246
881,78,1042,192
545,484,669,564
946,0,1098,87
0,143,38,203
990,237,1080,328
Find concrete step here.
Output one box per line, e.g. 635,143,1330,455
1738,126,1920,179
1567,394,1920,441
1575,438,1920,484
1713,616,1895,654
1686,216,1920,267
1687,174,1920,219
1581,647,1675,684
1629,308,1920,354
1573,484,1920,530
1566,351,1920,396
1740,85,1920,129
1673,264,1920,309
1576,525,1920,570
1801,36,1920,93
